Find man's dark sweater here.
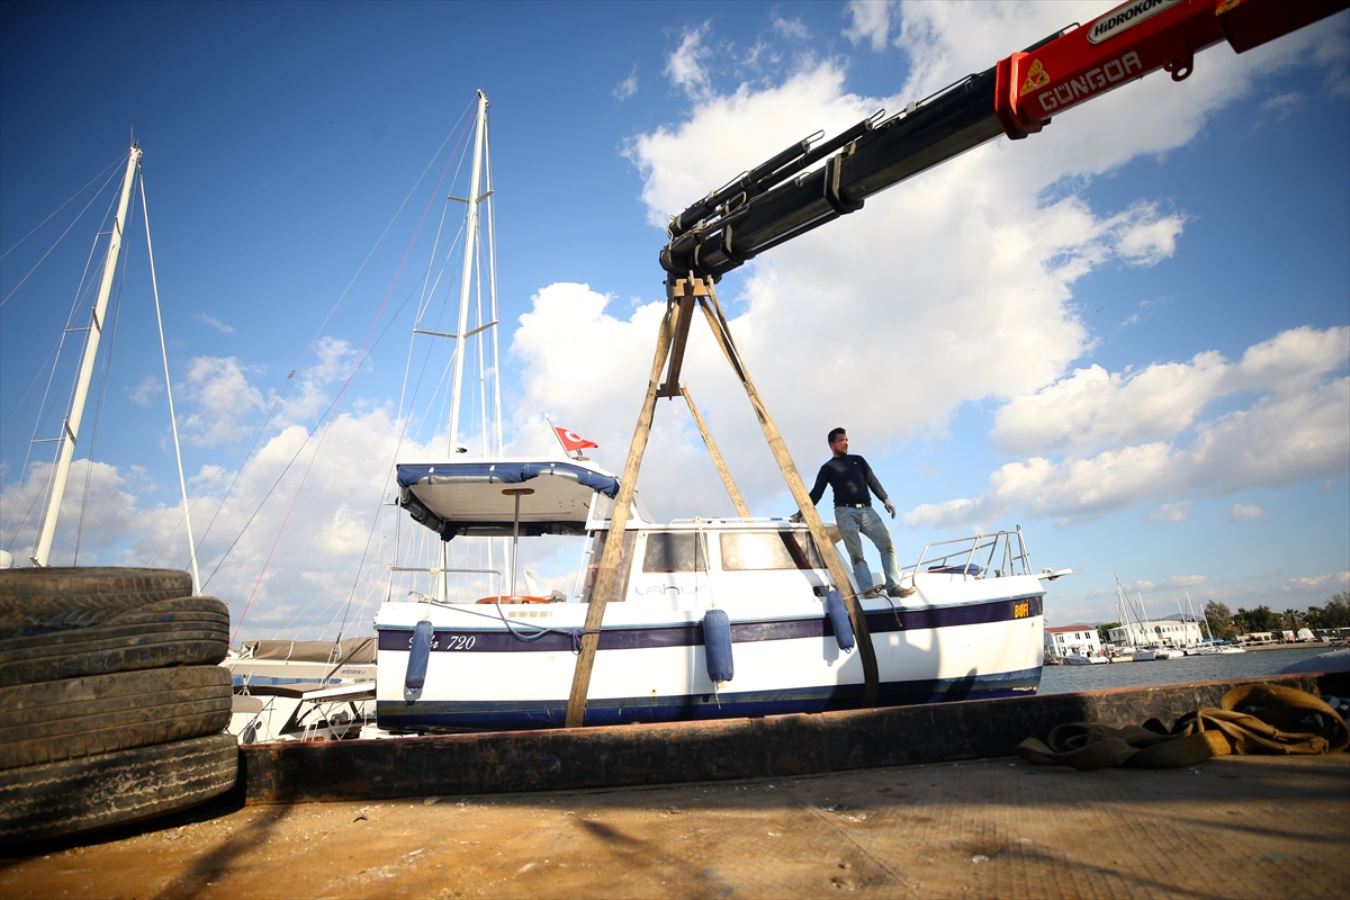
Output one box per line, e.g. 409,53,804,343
808,454,888,508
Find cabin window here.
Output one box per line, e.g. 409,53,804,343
719,531,823,571
641,532,708,573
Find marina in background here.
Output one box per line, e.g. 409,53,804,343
1041,643,1338,693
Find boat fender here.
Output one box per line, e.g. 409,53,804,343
826,590,855,652
404,619,434,702
703,609,734,684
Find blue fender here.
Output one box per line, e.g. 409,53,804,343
826,590,855,652
404,619,434,701
703,608,734,683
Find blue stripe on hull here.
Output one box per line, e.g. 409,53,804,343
376,667,1042,732
376,594,1044,653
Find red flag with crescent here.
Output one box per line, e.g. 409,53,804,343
554,426,598,452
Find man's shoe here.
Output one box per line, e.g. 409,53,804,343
861,586,886,598
887,585,915,598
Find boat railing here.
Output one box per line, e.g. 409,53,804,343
909,527,1032,580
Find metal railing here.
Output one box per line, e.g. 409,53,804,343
910,527,1032,580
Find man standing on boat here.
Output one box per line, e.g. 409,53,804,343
796,427,908,598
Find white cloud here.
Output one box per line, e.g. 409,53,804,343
1229,504,1265,522
844,1,896,51
1150,501,1190,522
195,313,235,334
1282,571,1350,592
1258,91,1306,124
772,17,808,41
1164,575,1208,588
1110,203,1186,265
190,464,227,490
0,459,138,565
1121,298,1160,327
913,347,1348,529
180,356,265,446
129,375,162,407
1230,325,1350,395
993,326,1350,457
275,337,363,426
613,65,638,102
665,23,714,103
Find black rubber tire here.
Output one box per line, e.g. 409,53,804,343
0,666,232,770
0,596,230,686
0,567,194,639
0,732,237,844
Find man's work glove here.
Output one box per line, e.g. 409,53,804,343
884,500,896,519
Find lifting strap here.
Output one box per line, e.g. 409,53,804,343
1017,683,1349,770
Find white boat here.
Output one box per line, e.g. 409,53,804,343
1064,652,1109,666
364,91,1066,732
374,459,1064,731
226,638,378,741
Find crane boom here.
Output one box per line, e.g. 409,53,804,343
659,0,1347,282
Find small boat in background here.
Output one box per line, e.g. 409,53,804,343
1064,652,1109,666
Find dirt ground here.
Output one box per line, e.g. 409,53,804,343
2,754,1347,899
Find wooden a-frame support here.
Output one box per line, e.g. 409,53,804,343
564,276,879,727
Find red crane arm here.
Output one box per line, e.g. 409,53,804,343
996,0,1348,139
660,0,1348,281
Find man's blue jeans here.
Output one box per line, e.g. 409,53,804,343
835,505,901,592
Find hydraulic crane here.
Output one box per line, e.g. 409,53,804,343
566,0,1348,726
660,0,1347,282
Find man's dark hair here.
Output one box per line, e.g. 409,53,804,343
827,427,847,444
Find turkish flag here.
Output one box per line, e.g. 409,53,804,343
554,426,598,452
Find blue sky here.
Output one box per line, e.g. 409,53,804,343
2,1,1347,639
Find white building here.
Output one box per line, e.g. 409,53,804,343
1045,624,1103,659
1107,618,1203,648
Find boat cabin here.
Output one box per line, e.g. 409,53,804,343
396,458,840,604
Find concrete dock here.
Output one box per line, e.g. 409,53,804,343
3,673,1347,897
2,753,1346,898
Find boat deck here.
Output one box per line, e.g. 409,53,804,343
3,753,1346,898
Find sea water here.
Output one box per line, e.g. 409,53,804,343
1039,645,1338,695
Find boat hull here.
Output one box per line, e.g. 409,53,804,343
375,576,1045,732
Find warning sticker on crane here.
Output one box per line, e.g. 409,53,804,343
1019,59,1050,96
1087,0,1182,45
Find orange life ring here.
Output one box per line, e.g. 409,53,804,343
474,595,552,605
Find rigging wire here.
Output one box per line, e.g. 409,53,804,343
0,152,124,261
138,165,202,591
0,153,127,309
174,106,477,606
225,148,467,641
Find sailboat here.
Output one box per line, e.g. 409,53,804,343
371,93,1071,734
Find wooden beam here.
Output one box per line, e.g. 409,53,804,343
695,286,880,704
681,385,749,517
657,293,696,398
564,297,679,727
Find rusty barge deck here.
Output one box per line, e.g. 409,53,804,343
3,674,1347,898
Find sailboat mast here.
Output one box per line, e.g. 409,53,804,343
32,145,143,567
448,90,488,453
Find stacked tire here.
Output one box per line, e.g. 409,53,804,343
0,568,236,844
